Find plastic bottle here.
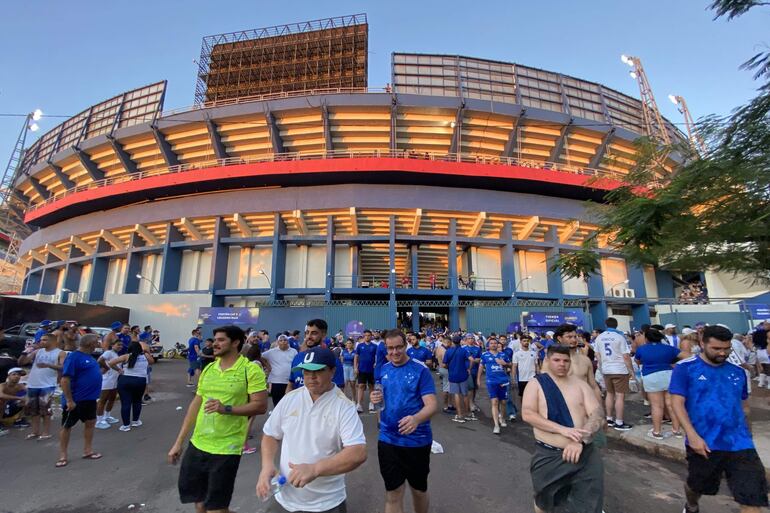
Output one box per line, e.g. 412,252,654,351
261,475,287,502
199,397,216,435
374,382,384,411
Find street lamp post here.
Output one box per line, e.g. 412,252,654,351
606,279,630,296
515,275,533,292
136,273,161,294
258,269,272,290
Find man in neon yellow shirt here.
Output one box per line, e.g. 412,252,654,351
168,325,268,513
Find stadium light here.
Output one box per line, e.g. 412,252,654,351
629,71,637,80
32,109,43,121
29,123,40,132
620,54,634,67
668,94,679,106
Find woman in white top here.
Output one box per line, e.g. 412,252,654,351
18,333,64,439
109,341,154,432
95,338,124,429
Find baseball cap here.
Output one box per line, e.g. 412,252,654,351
451,334,462,344
682,328,695,336
110,321,123,331
40,320,52,327
664,323,676,330
8,367,26,376
292,347,337,372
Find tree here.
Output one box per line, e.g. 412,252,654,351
553,1,770,285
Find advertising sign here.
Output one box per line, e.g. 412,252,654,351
523,310,585,328
198,307,260,325
747,304,770,320
345,320,365,338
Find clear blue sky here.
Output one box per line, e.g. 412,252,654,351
1,0,767,167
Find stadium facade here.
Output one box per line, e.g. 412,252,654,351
11,15,697,336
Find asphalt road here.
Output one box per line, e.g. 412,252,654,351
1,359,739,513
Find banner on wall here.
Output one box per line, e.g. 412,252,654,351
345,320,365,338
198,307,260,325
523,310,585,328
747,304,770,320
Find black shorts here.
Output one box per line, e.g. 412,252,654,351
61,400,97,428
686,447,769,506
357,371,374,385
518,381,529,398
178,442,242,510
378,440,431,492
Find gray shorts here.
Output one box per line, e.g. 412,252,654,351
530,441,604,513
449,380,468,396
438,368,450,393
266,498,346,513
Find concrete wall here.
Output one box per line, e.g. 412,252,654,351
105,293,212,347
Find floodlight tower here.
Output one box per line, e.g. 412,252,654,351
620,55,671,148
668,94,707,156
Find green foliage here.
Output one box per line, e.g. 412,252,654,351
549,239,601,282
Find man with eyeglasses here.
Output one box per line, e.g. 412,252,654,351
371,329,437,513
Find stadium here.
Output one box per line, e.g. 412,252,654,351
7,13,747,340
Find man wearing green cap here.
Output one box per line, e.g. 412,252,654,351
259,347,367,512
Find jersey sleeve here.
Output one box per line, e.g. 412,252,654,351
417,366,436,396
442,348,451,364
338,402,366,447
61,352,76,378
741,370,749,401
247,361,268,394
668,363,688,397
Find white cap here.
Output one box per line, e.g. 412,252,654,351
681,328,695,336
546,331,555,337
664,323,676,330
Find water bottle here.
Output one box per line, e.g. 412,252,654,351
374,382,384,412
261,475,287,502
199,397,216,435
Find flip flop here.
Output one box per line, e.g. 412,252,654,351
82,452,103,460
37,435,53,440
55,459,68,468
26,434,40,440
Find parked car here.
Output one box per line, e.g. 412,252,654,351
1,323,41,358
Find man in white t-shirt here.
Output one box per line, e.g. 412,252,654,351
595,317,635,431
262,335,299,407
664,324,680,348
511,335,537,411
258,347,367,512
18,333,65,439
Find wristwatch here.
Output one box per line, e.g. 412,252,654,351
224,405,233,414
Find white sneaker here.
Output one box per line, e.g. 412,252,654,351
130,420,143,428
508,414,516,421
500,420,508,428
493,425,500,434
118,425,131,432
368,404,375,413
105,416,120,424
95,420,111,430
356,403,363,413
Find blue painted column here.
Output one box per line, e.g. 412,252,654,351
209,217,230,307
124,233,144,294
351,244,360,288
449,295,460,331
389,216,396,290
388,297,398,329
587,273,607,330
501,221,515,295
411,302,420,333
62,263,83,295
40,267,61,295
325,215,334,301
24,271,42,296
410,244,419,290
448,219,458,291
628,264,651,329
545,227,564,298
160,223,183,294
87,257,109,302
270,214,286,302
655,269,676,299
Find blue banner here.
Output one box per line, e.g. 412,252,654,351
345,320,365,338
747,304,770,320
523,310,585,328
198,307,260,325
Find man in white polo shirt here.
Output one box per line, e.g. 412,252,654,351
258,347,367,512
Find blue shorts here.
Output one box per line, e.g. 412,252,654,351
188,360,200,376
449,381,469,396
487,382,509,401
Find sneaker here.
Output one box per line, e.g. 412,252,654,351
368,404,375,413
606,418,615,426
662,418,672,425
95,420,111,430
13,420,31,429
643,412,653,419
186,383,195,387
118,425,131,432
105,416,119,424
471,405,480,413
451,415,466,423
130,420,143,428
356,403,363,413
500,420,508,428
646,429,664,440
493,425,500,434
613,422,633,431
508,414,516,421
242,445,258,455
682,505,699,513
643,399,650,406
465,414,479,421
143,394,152,402
672,430,684,439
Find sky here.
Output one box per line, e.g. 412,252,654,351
0,0,767,169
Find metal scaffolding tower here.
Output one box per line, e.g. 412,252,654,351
669,94,707,156
621,55,671,148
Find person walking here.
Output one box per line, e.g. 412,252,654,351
187,328,202,387
670,325,769,513
341,339,356,399
258,346,367,512
477,336,511,434
168,325,268,513
19,333,64,439
261,334,298,407
94,338,124,429
57,334,103,468
370,330,437,513
442,335,471,423
109,341,154,432
354,330,378,413
595,317,635,431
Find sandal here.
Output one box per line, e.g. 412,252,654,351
55,458,68,468
26,433,40,440
82,452,103,460
37,434,53,440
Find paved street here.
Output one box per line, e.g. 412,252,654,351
1,360,740,513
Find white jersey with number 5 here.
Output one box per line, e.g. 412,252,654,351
597,328,630,375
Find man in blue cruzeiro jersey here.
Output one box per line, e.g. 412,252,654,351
406,333,433,367
670,324,768,513
461,334,482,417
371,329,437,513
354,329,378,413
477,336,511,434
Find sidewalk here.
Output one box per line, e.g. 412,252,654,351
608,385,770,478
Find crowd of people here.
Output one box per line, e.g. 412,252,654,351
3,315,770,513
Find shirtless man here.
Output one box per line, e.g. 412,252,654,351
434,335,452,412
0,368,28,434
554,324,602,401
522,345,605,513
